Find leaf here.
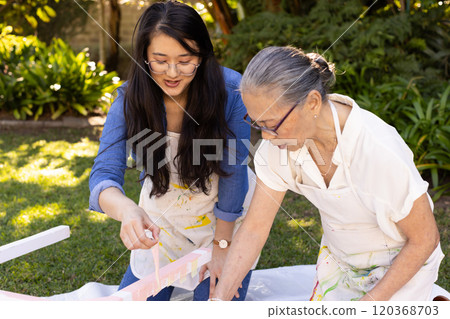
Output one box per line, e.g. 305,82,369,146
412,100,425,120
43,5,57,18
22,106,33,116
425,98,434,121
36,8,50,23
431,168,439,188
24,15,38,29
51,105,67,120
13,109,21,120
439,85,450,117
431,183,450,201
72,103,88,116
34,105,44,120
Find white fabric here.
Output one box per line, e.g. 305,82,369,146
45,266,450,301
254,94,444,300
131,131,257,290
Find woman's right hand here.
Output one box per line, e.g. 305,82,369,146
119,206,160,250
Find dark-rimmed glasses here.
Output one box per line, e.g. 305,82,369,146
243,101,300,136
145,60,200,76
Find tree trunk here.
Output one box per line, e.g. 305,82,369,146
98,0,107,64
203,0,216,21
210,0,234,35
265,0,281,13
106,0,121,71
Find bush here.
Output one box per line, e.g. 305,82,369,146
0,26,121,120
218,0,450,197
346,75,450,200
221,0,448,95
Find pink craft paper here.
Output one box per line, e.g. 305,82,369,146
0,290,47,301
151,245,161,291
0,248,211,301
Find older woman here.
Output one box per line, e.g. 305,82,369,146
211,46,444,301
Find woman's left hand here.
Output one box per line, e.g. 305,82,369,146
359,294,374,301
198,246,242,299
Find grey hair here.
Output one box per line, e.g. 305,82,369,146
240,46,336,107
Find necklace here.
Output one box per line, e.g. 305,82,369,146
320,137,338,177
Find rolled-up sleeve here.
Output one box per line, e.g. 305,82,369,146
214,71,251,222
89,85,128,213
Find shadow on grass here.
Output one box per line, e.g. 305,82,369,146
0,177,133,295
0,128,135,296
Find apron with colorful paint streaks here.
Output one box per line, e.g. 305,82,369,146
130,131,255,290
306,102,444,301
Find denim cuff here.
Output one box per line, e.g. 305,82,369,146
89,180,125,213
213,202,243,222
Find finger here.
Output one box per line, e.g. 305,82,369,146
133,223,156,249
126,227,141,250
199,265,207,283
234,291,240,299
120,227,139,250
145,221,160,241
120,223,139,250
120,233,134,250
209,274,216,299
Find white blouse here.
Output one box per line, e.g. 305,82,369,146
254,93,430,243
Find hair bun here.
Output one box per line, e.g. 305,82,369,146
306,52,336,89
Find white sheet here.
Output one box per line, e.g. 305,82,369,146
47,265,449,301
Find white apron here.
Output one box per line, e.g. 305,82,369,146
130,131,257,290
297,102,445,301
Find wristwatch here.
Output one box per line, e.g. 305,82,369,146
213,239,231,249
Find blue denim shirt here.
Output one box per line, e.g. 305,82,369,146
89,66,250,222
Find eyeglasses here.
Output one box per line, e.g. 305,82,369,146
145,60,200,76
243,101,300,136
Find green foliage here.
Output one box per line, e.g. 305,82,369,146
217,0,450,196
222,0,448,85
339,74,450,200
219,11,305,71
35,0,95,45
0,27,121,120
239,0,264,16
397,84,450,200
0,0,59,34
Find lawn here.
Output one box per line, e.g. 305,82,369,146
0,127,448,297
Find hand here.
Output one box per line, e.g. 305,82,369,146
198,246,242,300
359,291,382,301
359,295,373,301
120,206,160,250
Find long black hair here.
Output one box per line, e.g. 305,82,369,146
125,1,231,198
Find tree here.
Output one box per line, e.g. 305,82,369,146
209,0,235,34
0,0,58,34
105,0,121,70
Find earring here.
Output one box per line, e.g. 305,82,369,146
314,114,318,119
144,60,149,64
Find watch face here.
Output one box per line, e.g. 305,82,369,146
219,240,228,249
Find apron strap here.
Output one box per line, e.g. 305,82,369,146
328,100,393,259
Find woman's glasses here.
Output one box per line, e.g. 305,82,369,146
243,101,299,136
145,60,200,76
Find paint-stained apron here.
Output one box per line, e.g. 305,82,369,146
304,102,444,301
130,131,256,290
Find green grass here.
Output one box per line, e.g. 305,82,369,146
0,128,448,297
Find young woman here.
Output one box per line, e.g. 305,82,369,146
89,1,255,301
211,46,444,301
